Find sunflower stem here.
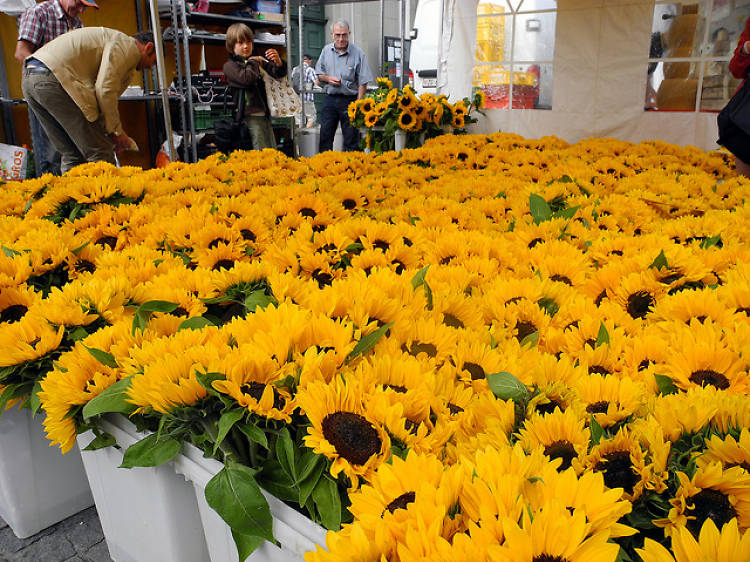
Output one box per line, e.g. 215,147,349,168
200,419,239,463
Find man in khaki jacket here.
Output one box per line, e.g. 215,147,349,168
21,27,157,173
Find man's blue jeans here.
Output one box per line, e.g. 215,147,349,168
319,94,359,152
28,106,61,176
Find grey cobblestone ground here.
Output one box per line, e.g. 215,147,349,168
0,507,109,562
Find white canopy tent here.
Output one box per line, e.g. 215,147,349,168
438,0,721,151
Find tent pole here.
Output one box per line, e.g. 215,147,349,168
379,0,384,76
149,0,175,160
436,0,445,95
399,0,404,87
298,2,305,134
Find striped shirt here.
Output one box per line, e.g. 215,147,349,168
293,63,318,101
17,0,83,50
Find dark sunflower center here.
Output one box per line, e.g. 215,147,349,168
532,556,569,562
240,229,256,242
544,440,577,471
637,359,651,371
311,269,333,288
626,290,655,319
535,400,563,415
373,240,389,251
595,451,638,494
659,273,684,284
528,237,544,248
588,365,611,375
515,321,537,343
74,259,96,273
736,307,750,317
447,402,464,415
240,382,286,410
462,362,486,380
689,369,730,390
342,198,357,210
686,489,737,539
0,304,28,323
299,208,317,218
321,412,381,466
594,290,607,306
208,237,229,249
212,259,235,271
406,341,437,358
440,255,455,265
171,306,188,317
550,274,572,285
586,401,609,414
384,384,408,393
442,313,464,328
95,236,117,249
385,491,416,514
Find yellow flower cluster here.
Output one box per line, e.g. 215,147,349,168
347,79,484,151
1,134,750,560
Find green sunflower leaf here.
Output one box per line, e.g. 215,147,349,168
231,530,265,561
205,462,274,543
649,250,669,270
590,416,604,445
486,371,529,402
346,322,394,363
275,427,297,481
83,431,117,451
595,322,609,347
29,381,42,416
137,300,179,313
700,234,722,249
237,422,269,450
520,331,539,348
83,345,118,368
312,475,342,530
195,371,225,393
552,205,580,220
529,193,552,224
296,453,326,507
82,376,136,419
244,291,276,313
120,434,181,468
654,374,679,395
411,266,433,310
214,409,246,456
178,316,215,331
1,245,22,257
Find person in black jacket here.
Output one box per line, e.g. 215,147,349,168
223,23,286,150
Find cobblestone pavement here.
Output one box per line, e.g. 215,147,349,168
0,507,109,562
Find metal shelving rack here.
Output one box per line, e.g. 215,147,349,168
155,0,293,162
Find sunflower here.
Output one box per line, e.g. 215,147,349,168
398,110,419,132
363,111,379,128
573,373,646,429
698,429,750,472
517,408,590,472
297,377,391,487
376,76,393,89
610,270,665,320
398,89,418,111
637,519,750,562
212,346,296,422
452,114,465,129
642,387,720,442
493,503,621,562
656,462,750,537
526,381,584,418
0,285,41,324
0,315,64,369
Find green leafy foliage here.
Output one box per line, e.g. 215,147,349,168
82,377,136,419
120,434,181,468
411,266,433,310
486,372,529,402
346,322,394,363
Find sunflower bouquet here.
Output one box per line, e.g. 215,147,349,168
348,77,484,152
1,137,750,561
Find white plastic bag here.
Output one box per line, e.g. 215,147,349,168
0,143,30,182
0,0,34,17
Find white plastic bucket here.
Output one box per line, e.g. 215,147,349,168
76,415,210,562
173,443,327,562
0,407,93,538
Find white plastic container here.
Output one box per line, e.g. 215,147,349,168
173,443,327,562
76,415,210,562
0,406,93,538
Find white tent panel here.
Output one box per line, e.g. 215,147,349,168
444,0,722,151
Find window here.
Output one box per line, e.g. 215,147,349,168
647,0,750,112
474,0,557,110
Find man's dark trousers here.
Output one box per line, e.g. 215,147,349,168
319,94,359,152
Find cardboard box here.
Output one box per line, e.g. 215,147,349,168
257,11,284,23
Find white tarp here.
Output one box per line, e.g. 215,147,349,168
440,0,721,151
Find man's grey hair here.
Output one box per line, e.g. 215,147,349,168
331,20,350,32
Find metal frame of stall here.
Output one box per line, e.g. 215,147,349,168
294,0,407,145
